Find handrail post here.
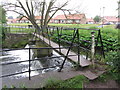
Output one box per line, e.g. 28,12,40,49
47,27,51,46
77,29,80,66
99,30,105,58
58,29,77,72
29,48,31,80
57,27,61,52
91,32,95,69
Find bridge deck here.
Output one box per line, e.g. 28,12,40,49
33,33,91,67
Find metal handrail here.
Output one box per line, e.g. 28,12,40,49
1,54,77,66
1,25,105,80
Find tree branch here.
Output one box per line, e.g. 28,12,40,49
31,0,34,16
47,1,68,24
17,0,30,17
44,0,55,26
26,0,32,16
41,0,45,26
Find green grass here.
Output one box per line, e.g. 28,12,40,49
44,75,87,88
49,23,99,28
6,27,35,33
8,23,32,26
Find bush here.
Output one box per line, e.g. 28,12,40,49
106,51,120,71
106,51,120,83
51,26,118,51
0,26,6,41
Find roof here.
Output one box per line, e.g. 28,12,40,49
20,16,42,20
87,18,94,22
35,16,41,19
104,16,118,22
7,18,20,23
53,14,86,20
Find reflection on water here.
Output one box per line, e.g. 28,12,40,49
1,45,73,79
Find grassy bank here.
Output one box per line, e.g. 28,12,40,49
44,75,87,88
2,33,33,48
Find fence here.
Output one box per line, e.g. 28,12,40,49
1,25,105,80
2,25,35,34
1,46,81,80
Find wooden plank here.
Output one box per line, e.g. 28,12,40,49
33,33,91,67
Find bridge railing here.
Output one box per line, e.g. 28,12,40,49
1,25,105,76
1,46,78,80
39,26,105,71
2,25,105,60
40,26,105,58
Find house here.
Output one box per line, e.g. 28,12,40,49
52,14,86,24
35,16,41,23
7,18,20,24
19,17,32,23
86,18,94,24
7,16,42,24
102,16,118,24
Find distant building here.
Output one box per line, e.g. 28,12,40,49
19,17,29,23
52,14,86,24
7,16,42,24
102,16,118,24
7,18,20,24
86,18,94,24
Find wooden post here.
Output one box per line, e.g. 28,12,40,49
91,32,95,69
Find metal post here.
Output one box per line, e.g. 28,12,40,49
47,27,51,46
77,29,80,65
29,48,31,80
91,32,95,69
42,26,44,41
95,30,100,53
57,27,61,52
58,29,77,72
99,30,105,58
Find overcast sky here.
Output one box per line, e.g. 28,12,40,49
0,0,119,18
69,0,119,18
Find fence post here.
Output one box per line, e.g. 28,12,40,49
47,27,51,46
91,32,95,69
29,48,31,80
99,30,105,58
77,29,80,66
58,29,77,72
57,27,61,52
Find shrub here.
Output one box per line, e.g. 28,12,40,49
106,51,120,71
106,51,120,83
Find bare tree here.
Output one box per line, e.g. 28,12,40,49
2,0,70,32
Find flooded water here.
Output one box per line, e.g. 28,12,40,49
0,45,73,79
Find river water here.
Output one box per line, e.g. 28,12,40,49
0,45,73,80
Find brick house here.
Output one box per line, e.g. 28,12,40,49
7,18,20,24
7,16,42,24
102,16,118,24
19,16,42,23
86,18,94,24
52,14,86,24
